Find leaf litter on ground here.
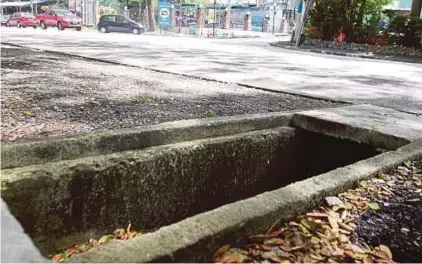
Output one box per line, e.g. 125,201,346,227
50,222,139,262
213,160,422,263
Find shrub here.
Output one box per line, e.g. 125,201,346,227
100,6,117,16
308,0,391,42
388,15,422,48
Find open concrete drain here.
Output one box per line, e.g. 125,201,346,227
1,127,379,256
1,105,422,263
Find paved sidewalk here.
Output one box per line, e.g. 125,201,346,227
271,41,422,64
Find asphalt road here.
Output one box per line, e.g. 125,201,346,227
2,27,422,114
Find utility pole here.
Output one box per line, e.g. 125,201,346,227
272,2,276,34
178,0,182,33
213,0,216,36
227,0,231,27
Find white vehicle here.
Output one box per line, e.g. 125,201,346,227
1,14,11,26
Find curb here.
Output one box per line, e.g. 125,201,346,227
2,42,351,105
1,111,294,169
270,42,422,64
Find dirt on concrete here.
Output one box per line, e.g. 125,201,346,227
1,44,342,141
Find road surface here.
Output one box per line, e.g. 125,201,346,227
1,27,422,114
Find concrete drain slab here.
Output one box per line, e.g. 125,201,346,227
1,104,422,263
292,104,422,150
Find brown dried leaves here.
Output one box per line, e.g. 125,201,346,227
50,222,139,262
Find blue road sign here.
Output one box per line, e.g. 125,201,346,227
159,1,171,27
298,0,303,13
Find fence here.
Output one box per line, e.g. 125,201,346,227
105,4,296,35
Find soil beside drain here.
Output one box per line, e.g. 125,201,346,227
212,160,422,263
354,160,422,263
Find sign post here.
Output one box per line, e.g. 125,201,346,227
159,1,171,29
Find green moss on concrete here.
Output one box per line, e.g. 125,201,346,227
70,139,422,263
1,112,292,169
1,127,296,254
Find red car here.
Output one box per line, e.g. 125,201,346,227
6,12,38,28
36,9,81,31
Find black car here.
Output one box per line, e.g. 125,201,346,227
98,14,145,34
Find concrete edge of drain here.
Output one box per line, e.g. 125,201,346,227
70,138,422,263
0,111,294,169
290,113,411,151
0,199,48,263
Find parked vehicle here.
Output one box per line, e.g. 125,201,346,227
1,14,11,26
98,14,145,35
36,9,81,31
5,12,37,28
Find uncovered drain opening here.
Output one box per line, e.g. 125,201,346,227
1,127,381,257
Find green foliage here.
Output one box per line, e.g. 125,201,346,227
195,0,212,6
309,0,344,40
388,15,422,48
99,0,119,7
115,0,144,8
100,6,117,16
309,0,392,41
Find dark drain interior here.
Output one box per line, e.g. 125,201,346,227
1,127,380,255
190,129,380,220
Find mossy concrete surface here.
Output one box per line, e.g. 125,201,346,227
1,127,301,254
1,111,293,170
70,139,422,263
291,104,422,150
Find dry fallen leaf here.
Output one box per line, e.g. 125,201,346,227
328,216,339,230
51,253,63,262
76,242,93,253
338,234,349,243
306,212,328,218
98,234,114,244
220,252,247,263
368,202,380,210
379,245,393,260
264,238,284,245
213,244,231,261
249,235,268,243
363,255,374,263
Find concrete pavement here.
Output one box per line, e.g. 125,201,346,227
1,27,421,114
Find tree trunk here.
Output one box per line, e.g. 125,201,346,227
295,0,315,47
142,3,149,29
410,0,421,18
139,2,143,23
147,0,156,31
